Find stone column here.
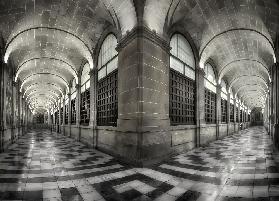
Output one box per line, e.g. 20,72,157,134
11,81,16,142
238,103,241,130
227,92,231,135
58,98,62,133
116,26,170,164
48,109,51,129
67,92,71,137
242,106,245,123
17,85,21,135
196,67,206,147
269,84,272,135
89,69,97,127
89,69,97,147
21,96,25,133
216,84,222,139
18,92,22,135
75,82,81,141
53,106,56,132
76,83,81,126
25,104,28,130
274,62,279,147
62,96,66,135
245,108,248,123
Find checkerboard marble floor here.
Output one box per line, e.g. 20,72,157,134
0,127,279,201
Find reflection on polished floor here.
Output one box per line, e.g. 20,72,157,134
0,127,279,201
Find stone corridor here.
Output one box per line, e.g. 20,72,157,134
0,127,278,201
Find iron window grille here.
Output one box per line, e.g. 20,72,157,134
65,103,68,124
205,88,216,123
71,98,76,124
80,86,90,125
97,70,118,126
97,34,118,127
169,33,196,125
60,107,63,124
169,69,195,125
221,98,227,123
230,103,234,122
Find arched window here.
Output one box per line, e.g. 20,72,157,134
204,63,217,91
97,34,118,126
71,78,77,124
80,63,90,125
170,33,195,79
169,33,196,125
98,34,118,80
221,79,228,123
204,63,216,124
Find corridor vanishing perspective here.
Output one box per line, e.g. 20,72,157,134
0,127,278,201
1,0,279,200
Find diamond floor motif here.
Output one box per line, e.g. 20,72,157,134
0,127,279,201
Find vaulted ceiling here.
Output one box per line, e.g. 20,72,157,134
0,0,278,113
0,0,136,113
145,0,279,108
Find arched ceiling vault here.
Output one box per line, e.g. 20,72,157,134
1,0,279,112
0,0,137,113
144,0,279,109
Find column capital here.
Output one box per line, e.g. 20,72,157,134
116,25,170,52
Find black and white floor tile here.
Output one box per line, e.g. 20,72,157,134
0,127,279,201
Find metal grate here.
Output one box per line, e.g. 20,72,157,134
205,88,216,123
221,98,227,123
80,89,90,125
60,108,63,124
97,70,118,126
71,99,76,124
169,69,195,125
230,103,234,122
65,104,68,124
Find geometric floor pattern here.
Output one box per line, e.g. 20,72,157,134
0,126,279,201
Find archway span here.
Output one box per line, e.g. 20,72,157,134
24,83,64,98
199,28,274,59
15,57,78,82
4,27,94,69
20,73,69,93
218,59,270,83
229,75,268,89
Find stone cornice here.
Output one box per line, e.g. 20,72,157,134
116,26,170,52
